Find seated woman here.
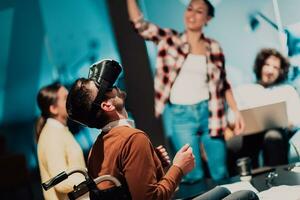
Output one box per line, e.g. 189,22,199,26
36,82,87,200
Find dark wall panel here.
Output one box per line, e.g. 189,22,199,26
106,0,165,146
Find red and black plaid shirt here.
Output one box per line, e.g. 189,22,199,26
133,19,231,137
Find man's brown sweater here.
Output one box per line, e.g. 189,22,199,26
88,126,183,200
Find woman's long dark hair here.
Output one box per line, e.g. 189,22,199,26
35,82,62,142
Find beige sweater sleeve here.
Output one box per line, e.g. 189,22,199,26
40,126,86,194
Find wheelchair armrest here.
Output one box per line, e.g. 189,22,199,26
89,175,131,200
93,175,121,187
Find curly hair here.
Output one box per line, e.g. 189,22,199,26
253,48,290,85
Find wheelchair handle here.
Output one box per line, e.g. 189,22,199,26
42,171,68,190
42,168,89,191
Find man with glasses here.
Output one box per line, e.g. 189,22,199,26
66,59,195,200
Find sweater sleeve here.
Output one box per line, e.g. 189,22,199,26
43,129,85,194
121,133,182,200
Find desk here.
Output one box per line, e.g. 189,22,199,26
174,164,300,199
251,164,300,192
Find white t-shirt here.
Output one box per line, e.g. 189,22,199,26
170,54,209,105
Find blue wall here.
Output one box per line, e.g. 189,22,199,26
0,0,120,169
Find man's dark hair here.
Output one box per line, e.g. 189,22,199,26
66,78,109,129
253,48,290,85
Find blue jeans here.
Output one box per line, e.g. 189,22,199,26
170,100,228,181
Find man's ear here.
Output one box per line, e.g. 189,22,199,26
101,100,115,112
49,104,58,115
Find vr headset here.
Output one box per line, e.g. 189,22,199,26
88,59,122,104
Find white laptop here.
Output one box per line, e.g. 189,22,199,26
240,101,288,135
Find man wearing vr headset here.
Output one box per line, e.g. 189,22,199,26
66,59,195,200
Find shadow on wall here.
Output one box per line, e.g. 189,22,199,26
0,121,43,200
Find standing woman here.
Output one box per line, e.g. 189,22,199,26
127,0,244,182
36,83,86,200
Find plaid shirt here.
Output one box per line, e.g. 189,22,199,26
133,19,231,137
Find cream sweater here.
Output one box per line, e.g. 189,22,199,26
37,118,86,200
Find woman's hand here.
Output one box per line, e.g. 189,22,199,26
225,89,245,135
233,110,245,135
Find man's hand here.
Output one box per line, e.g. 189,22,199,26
173,144,195,175
155,145,171,168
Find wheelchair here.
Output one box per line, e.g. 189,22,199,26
42,168,131,200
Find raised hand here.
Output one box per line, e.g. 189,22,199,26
173,144,195,175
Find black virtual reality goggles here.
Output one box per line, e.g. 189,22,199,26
88,59,122,103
